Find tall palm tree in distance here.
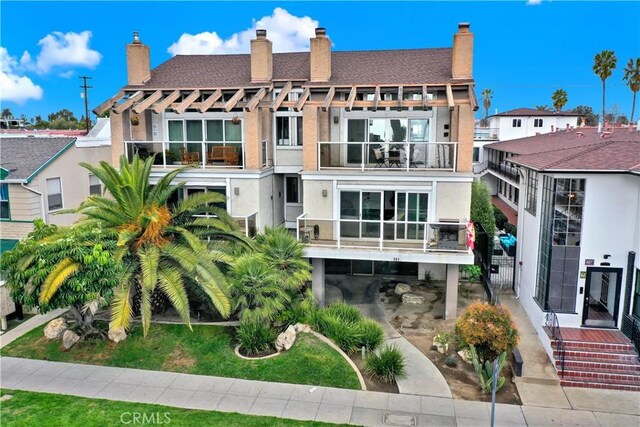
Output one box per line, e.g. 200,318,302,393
593,50,617,124
481,89,493,124
551,89,568,112
623,57,640,123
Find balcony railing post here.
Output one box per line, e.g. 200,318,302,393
423,221,428,252
405,143,410,171
453,143,458,171
201,142,206,169
361,143,365,171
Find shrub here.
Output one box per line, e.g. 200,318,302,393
461,265,482,284
354,318,385,351
471,181,496,239
324,301,363,324
236,321,277,356
277,289,317,327
455,302,519,365
470,346,507,393
364,345,406,383
419,270,434,287
493,206,508,231
504,223,517,237
445,355,458,367
434,331,453,346
320,313,362,353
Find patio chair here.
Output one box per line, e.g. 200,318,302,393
373,148,387,167
410,147,425,168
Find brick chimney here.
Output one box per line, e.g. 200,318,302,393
452,23,473,80
126,32,150,85
251,29,273,83
310,28,331,82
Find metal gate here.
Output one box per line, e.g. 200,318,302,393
473,224,516,303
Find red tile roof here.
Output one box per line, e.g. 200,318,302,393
124,48,466,90
490,108,581,118
487,128,640,172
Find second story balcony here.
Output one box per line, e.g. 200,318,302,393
474,127,499,141
318,142,457,172
488,160,519,183
125,140,245,169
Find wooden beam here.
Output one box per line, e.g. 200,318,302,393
224,88,245,112
468,85,479,111
245,86,270,112
346,86,357,111
113,91,144,114
199,89,222,112
93,90,125,116
446,84,455,111
372,86,380,111
397,86,403,111
422,85,429,109
153,90,181,114
132,90,162,114
321,87,335,111
174,89,201,114
270,81,292,112
294,87,310,112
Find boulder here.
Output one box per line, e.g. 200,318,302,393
44,318,67,340
402,293,425,304
293,323,311,334
108,327,127,343
275,325,297,352
458,349,473,364
62,330,80,350
394,283,411,295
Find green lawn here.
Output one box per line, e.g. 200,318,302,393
0,389,343,427
1,323,360,390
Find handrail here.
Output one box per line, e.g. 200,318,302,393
125,140,245,169
545,308,565,377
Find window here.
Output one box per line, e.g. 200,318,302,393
633,269,640,319
46,178,63,211
525,170,538,215
0,184,9,219
473,147,480,162
512,119,522,128
89,174,101,196
285,176,300,204
276,116,303,146
534,118,544,128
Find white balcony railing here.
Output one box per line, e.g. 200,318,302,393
474,128,500,141
194,212,257,237
296,213,470,253
125,141,245,169
317,141,457,171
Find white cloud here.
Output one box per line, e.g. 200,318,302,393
0,47,43,104
58,70,75,78
22,31,102,74
168,7,319,55
527,0,542,5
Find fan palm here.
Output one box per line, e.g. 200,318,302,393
481,89,493,121
255,227,312,291
623,57,640,123
593,50,617,124
67,155,249,336
551,89,568,112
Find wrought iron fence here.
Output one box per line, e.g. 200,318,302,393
545,308,566,377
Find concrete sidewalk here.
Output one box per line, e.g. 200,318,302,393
2,357,638,426
0,309,67,349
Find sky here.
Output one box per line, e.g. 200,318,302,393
1,1,639,122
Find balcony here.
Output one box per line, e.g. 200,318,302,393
125,141,245,169
474,128,500,141
318,142,457,172
195,212,257,237
488,161,520,184
296,214,470,253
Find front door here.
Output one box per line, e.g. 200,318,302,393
582,267,623,328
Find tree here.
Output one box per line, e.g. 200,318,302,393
551,89,568,112
623,57,640,123
570,105,599,126
255,227,312,292
0,220,123,337
481,89,493,121
535,105,553,111
74,155,250,336
1,108,12,119
593,50,617,123
470,181,496,238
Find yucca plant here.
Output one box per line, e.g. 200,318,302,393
236,320,277,356
364,345,406,383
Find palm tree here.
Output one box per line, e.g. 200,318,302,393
593,50,617,124
623,57,640,123
255,227,312,292
481,89,493,122
69,155,249,336
1,108,12,119
536,105,553,112
551,89,568,112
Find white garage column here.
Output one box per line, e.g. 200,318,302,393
445,264,459,319
311,258,326,307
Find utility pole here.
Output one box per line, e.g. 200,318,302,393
79,76,93,132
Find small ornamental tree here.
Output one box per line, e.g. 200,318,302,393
471,181,496,238
455,302,519,365
0,220,122,337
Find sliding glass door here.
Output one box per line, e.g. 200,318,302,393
340,191,383,239
394,192,428,240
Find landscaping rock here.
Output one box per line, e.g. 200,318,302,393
108,327,127,343
458,349,473,364
293,323,311,334
394,283,411,295
0,395,13,402
44,318,67,340
62,330,80,350
275,325,296,351
402,293,425,304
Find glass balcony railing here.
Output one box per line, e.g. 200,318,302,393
474,128,500,140
296,214,470,253
125,141,245,169
318,142,457,171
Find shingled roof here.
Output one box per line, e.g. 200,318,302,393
486,128,640,173
123,48,462,90
0,137,76,182
490,108,581,118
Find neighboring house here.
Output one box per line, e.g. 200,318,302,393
97,24,478,317
0,122,111,245
485,108,581,142
491,127,640,389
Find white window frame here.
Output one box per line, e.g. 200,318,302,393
273,89,304,148
46,177,64,212
284,175,302,205
512,119,522,128
89,174,101,196
534,118,544,128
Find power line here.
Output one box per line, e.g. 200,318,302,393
79,76,93,133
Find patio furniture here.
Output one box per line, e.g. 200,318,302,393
373,148,388,167
180,148,200,165
410,147,425,168
388,149,402,167
208,146,239,166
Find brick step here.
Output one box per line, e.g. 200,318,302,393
551,339,634,352
559,369,640,386
560,379,640,392
554,349,639,363
556,359,640,374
